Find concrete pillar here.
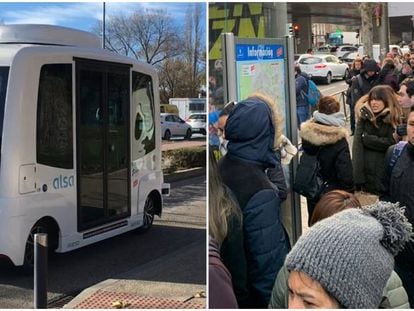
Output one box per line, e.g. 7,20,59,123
264,2,288,37
295,15,312,53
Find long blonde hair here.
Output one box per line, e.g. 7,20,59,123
208,149,241,245
246,92,284,149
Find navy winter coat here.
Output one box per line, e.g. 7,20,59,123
295,74,308,107
218,98,290,308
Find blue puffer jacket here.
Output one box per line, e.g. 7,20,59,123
218,98,290,308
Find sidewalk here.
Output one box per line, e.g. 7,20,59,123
64,241,206,309
64,168,206,309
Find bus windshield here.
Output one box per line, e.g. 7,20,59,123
0,67,9,152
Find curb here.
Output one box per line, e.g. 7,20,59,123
164,167,206,183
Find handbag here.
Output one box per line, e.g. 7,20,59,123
293,149,325,200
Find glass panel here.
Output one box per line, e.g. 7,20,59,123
78,69,105,226
132,72,155,158
107,71,129,217
37,64,73,169
0,67,9,162
299,57,322,64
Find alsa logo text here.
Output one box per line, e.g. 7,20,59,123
53,175,75,189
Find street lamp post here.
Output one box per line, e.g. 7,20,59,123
102,2,106,49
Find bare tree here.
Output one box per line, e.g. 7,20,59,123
181,3,206,97
359,2,374,58
93,6,205,101
95,9,182,66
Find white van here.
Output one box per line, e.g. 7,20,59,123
0,24,169,269
358,44,403,62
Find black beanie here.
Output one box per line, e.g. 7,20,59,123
363,59,379,73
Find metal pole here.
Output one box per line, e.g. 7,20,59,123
286,36,302,243
102,2,106,49
34,233,48,309
221,33,237,103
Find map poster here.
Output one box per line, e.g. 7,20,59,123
235,43,287,123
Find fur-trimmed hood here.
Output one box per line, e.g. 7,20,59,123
248,92,283,148
300,120,348,146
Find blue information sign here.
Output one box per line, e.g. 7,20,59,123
235,44,284,61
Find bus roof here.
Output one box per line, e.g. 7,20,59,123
0,44,157,77
0,24,100,48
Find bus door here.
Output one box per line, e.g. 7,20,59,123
75,59,131,231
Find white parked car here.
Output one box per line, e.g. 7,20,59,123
186,113,206,135
298,54,349,84
160,113,192,140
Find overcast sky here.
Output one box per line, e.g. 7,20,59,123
0,2,206,41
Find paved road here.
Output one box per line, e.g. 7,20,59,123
0,176,206,308
318,80,347,95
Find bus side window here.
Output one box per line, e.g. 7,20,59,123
132,72,155,157
37,64,73,169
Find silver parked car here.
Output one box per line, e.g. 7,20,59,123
186,113,206,135
298,54,349,84
160,113,192,140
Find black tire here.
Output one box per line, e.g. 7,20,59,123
201,129,206,136
22,222,47,274
163,129,171,140
325,72,332,84
137,196,155,233
343,69,349,80
185,129,192,140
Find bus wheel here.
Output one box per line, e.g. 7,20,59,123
138,196,155,233
22,223,47,274
185,129,192,140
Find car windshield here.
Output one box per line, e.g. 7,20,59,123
299,57,322,65
0,67,9,159
189,114,206,121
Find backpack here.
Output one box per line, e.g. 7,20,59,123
388,141,408,175
303,79,321,106
293,150,326,200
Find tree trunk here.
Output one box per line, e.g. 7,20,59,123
359,3,374,59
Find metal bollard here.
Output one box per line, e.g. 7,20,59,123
34,233,48,309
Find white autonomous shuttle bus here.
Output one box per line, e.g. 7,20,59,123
0,25,169,269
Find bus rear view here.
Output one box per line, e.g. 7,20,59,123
0,24,169,271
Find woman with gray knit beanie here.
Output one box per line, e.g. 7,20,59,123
285,201,413,309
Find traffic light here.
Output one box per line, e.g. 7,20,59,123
293,24,300,37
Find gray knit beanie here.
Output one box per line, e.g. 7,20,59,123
285,201,413,309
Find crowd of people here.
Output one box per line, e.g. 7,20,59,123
209,51,414,308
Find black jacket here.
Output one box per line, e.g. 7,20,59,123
350,72,379,106
381,142,414,263
300,120,354,193
345,68,360,86
353,103,396,194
